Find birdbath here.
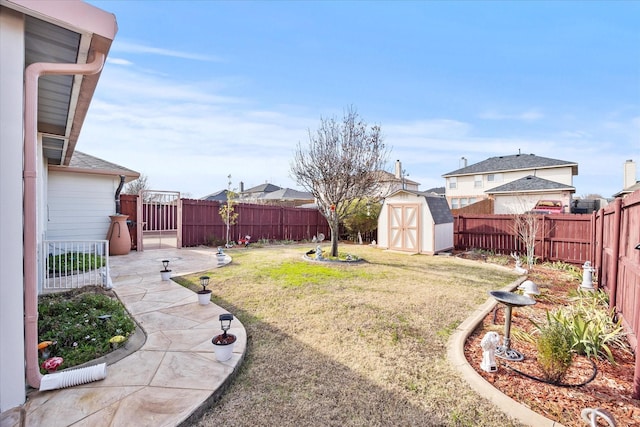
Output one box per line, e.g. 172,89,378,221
489,290,536,361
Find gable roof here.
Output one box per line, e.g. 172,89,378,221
485,175,575,195
375,170,420,186
442,153,578,177
612,182,640,198
385,189,453,224
48,151,139,181
242,183,282,194
424,186,445,196
201,189,228,201
260,188,313,201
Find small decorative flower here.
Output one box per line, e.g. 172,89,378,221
38,341,54,359
109,335,126,349
41,356,64,373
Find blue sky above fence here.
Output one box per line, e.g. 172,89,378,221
83,1,639,199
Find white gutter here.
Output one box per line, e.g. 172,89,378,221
24,51,105,389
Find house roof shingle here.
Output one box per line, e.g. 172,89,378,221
442,153,578,177
201,189,228,201
49,151,139,180
485,175,575,194
242,183,282,194
259,188,313,201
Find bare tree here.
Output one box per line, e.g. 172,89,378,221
124,173,150,195
513,210,541,269
291,107,388,256
219,175,239,247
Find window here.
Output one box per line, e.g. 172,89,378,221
469,198,477,205
487,173,503,183
448,177,457,189
474,175,483,188
460,198,469,208
451,198,459,209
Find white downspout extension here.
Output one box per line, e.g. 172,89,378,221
24,51,105,389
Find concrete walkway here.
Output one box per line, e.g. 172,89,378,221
12,247,245,427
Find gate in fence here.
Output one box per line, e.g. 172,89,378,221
137,190,182,251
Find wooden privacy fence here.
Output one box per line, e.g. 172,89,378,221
594,191,640,398
453,213,594,265
455,196,640,398
120,195,330,248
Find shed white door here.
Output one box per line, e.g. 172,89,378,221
388,204,420,252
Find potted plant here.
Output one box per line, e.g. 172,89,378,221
212,313,236,361
197,275,212,305
160,259,172,281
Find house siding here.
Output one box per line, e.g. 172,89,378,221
447,166,574,200
493,192,572,214
47,172,120,240
0,5,27,410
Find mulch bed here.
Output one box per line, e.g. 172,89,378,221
463,266,639,427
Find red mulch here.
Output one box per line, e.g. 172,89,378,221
462,262,640,427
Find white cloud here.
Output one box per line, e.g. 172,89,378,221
106,57,133,66
112,40,223,62
478,109,544,121
79,58,637,200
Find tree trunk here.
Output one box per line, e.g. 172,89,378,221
330,216,339,257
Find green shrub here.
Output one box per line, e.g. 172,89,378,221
38,288,135,372
48,252,104,274
534,290,627,363
536,321,573,384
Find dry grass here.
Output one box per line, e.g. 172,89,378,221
179,244,524,427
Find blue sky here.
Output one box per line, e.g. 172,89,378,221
83,1,639,198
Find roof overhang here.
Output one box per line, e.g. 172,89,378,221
1,0,117,165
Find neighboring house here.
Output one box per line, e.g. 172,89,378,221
375,160,420,198
0,0,117,412
47,151,139,241
424,186,446,197
613,159,639,198
201,189,229,202
259,188,315,207
239,182,282,203
442,153,577,214
486,175,575,214
377,189,454,254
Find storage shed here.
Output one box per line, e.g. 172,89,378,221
377,189,454,254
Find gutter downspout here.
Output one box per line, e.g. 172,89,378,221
24,52,106,389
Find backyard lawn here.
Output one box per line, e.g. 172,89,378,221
176,244,524,427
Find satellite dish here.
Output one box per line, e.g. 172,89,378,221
317,233,325,242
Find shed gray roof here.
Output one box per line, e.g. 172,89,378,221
485,175,575,194
424,195,454,224
442,153,578,177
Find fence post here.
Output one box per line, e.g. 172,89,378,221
592,210,602,286
609,198,622,308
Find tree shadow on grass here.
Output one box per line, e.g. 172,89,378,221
189,297,520,427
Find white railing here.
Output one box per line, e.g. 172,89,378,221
42,240,111,292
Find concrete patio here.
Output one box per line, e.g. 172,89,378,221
2,247,245,427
